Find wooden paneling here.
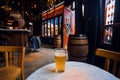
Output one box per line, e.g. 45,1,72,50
42,4,64,20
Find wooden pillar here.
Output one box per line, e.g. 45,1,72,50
75,0,85,34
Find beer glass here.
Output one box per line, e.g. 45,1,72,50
54,48,66,72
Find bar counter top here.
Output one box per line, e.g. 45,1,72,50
0,28,31,33
0,28,31,46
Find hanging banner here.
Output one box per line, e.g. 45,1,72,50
64,7,71,36
63,7,75,49
71,10,75,35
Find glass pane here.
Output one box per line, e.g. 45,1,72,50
59,16,62,34
48,20,50,37
55,17,58,35
51,19,54,37
105,0,115,25
103,27,113,44
42,22,45,37
45,21,47,37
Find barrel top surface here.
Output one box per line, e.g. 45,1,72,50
69,37,88,39
69,35,88,40
69,34,87,37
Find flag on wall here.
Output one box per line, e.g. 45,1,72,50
63,7,75,49
64,7,71,36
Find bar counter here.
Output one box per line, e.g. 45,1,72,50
0,28,31,46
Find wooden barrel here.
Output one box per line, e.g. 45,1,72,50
68,34,88,62
54,35,61,48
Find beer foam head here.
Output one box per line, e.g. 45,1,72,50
54,48,66,56
55,53,66,57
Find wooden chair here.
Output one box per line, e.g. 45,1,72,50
0,46,25,80
96,48,120,77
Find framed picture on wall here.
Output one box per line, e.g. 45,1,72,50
103,26,113,44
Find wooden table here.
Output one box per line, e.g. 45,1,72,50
0,29,31,46
26,61,119,80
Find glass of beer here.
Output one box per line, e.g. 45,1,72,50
54,48,66,72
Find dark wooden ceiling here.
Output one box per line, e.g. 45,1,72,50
0,0,64,15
